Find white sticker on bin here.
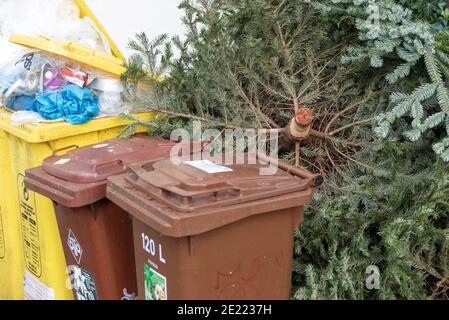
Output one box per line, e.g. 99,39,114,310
24,271,55,301
54,158,71,165
185,160,233,174
93,143,109,149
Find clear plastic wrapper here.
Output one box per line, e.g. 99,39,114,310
1,52,127,122
0,0,129,124
0,52,66,103
10,110,44,125
0,0,111,53
89,78,129,116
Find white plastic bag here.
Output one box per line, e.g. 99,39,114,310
89,78,129,116
0,0,111,53
10,110,44,125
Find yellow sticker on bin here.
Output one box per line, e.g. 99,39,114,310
9,34,127,76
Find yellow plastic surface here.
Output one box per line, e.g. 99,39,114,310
75,0,124,61
0,110,154,300
8,0,125,76
9,34,126,76
0,0,144,300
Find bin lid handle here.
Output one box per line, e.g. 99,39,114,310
65,42,95,58
93,159,127,175
124,159,316,212
52,145,80,157
127,162,242,203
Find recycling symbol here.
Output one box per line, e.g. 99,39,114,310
67,229,83,265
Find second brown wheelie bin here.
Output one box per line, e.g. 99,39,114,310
106,153,322,300
24,135,194,300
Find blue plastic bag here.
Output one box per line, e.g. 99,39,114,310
35,84,99,124
6,95,38,112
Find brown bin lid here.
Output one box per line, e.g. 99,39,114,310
126,154,315,212
42,136,178,184
106,154,319,237
25,136,197,208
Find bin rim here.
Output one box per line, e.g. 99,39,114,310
0,108,155,143
106,155,318,238
107,173,315,238
24,138,204,208
125,154,317,213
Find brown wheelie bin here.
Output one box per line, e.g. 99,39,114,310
24,136,184,300
106,153,322,300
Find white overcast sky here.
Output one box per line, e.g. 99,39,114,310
85,0,186,58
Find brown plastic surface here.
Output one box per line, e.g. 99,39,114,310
24,137,203,208
43,135,178,184
132,207,302,300
24,136,197,300
106,155,317,238
106,155,317,300
25,167,107,208
53,199,137,300
125,154,316,212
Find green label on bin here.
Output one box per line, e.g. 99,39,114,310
144,264,167,300
68,265,98,300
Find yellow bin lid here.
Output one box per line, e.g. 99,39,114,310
9,34,126,76
8,0,126,76
74,0,124,61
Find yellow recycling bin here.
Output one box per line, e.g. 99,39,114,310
0,0,153,300
0,112,153,300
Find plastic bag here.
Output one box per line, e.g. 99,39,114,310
0,50,126,121
6,95,37,112
10,110,44,125
0,0,111,53
89,78,128,116
35,84,99,124
97,92,128,116
0,52,66,103
0,43,34,98
0,37,33,66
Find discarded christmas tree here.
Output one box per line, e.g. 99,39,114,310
123,0,449,299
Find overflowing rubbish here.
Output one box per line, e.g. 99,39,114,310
0,0,111,53
0,50,125,124
63,68,89,88
43,65,66,93
1,52,64,99
0,0,156,301
0,0,129,125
